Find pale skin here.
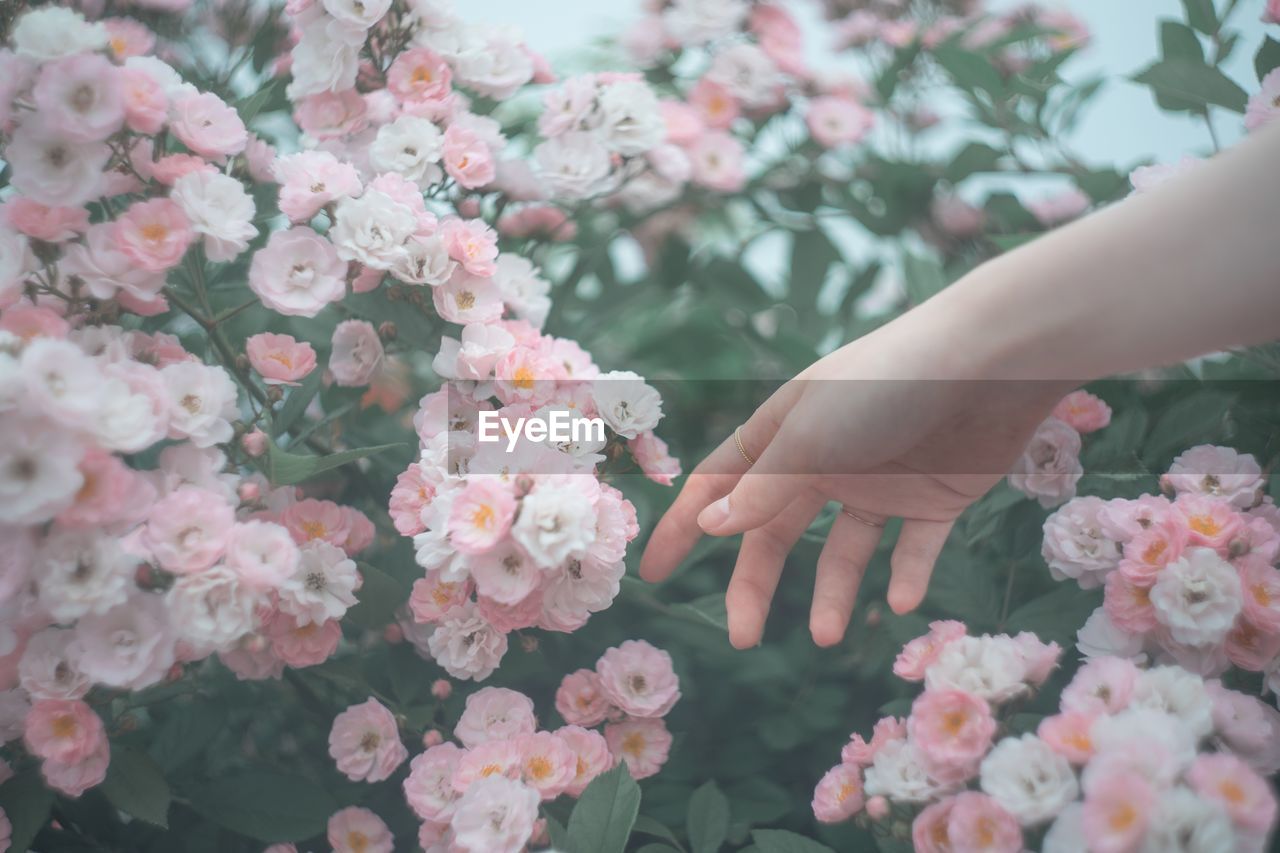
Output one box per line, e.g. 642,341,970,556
639,120,1280,651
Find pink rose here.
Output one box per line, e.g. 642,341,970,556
1007,416,1083,508
1037,711,1097,764
120,67,168,134
327,806,393,853
329,320,384,387
328,698,408,783
555,668,613,727
687,131,746,192
272,151,362,222
170,92,248,159
555,725,611,797
32,54,124,142
1027,187,1090,226
294,90,369,139
604,717,672,779
806,95,874,148
24,699,105,764
1052,390,1112,434
812,763,864,824
3,198,89,242
947,792,1021,853
894,620,966,681
248,228,348,317
595,640,681,718
629,431,681,486
40,738,109,798
907,689,996,784
246,332,317,385
516,731,577,799
143,485,235,573
1246,68,1280,133
687,78,739,130
439,218,498,277
453,686,536,749
443,124,496,189
266,613,341,668
387,48,453,105
447,478,517,555
113,198,194,272
1081,769,1154,853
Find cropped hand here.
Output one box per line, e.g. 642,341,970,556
639,325,1069,649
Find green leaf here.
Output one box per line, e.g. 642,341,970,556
902,252,947,305
1144,389,1235,463
0,769,54,853
934,46,1006,97
101,746,171,828
671,593,729,632
1159,20,1204,64
1256,36,1280,82
265,438,402,486
1004,584,1100,648
687,781,730,853
1132,58,1249,113
148,701,228,773
187,770,337,842
345,562,409,630
789,228,839,312
633,815,683,847
725,778,793,826
272,369,324,438
566,764,642,853
989,233,1038,252
944,142,1003,183
1180,0,1217,34
233,77,284,125
752,829,838,853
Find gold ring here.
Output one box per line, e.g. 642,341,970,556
841,506,886,529
733,426,756,466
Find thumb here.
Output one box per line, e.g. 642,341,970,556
696,421,809,536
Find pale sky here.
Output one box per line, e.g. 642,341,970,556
473,0,1265,165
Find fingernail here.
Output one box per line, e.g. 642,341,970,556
697,496,731,532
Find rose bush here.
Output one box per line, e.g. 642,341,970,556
0,0,1277,851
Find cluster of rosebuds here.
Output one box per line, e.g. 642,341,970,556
0,4,386,799
388,641,680,853
815,623,1279,852
390,352,679,681
1044,444,1280,688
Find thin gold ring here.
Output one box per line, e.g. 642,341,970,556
733,426,756,466
841,506,886,529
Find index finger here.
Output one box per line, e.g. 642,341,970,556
638,379,805,582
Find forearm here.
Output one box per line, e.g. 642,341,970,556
920,121,1280,382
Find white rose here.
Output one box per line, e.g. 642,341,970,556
1088,709,1197,786
427,602,508,681
534,132,614,200
166,566,263,651
170,171,258,262
492,255,550,327
1076,607,1147,662
1150,547,1243,647
1041,496,1122,589
74,594,177,691
12,7,107,61
452,26,534,99
1139,786,1237,853
392,234,456,287
1129,665,1215,739
591,370,663,438
979,734,1079,826
1042,804,1087,853
288,13,362,98
597,80,665,157
539,556,624,633
279,541,361,625
0,416,84,525
19,628,90,701
370,116,445,188
1007,417,1083,509
322,0,392,29
37,530,134,623
511,477,599,568
662,0,749,45
924,635,1030,703
124,56,198,100
862,739,953,803
1163,445,1264,508
330,190,418,270
706,42,783,108
161,362,240,448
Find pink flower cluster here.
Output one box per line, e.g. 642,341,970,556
816,623,1279,852
387,326,678,681
402,647,678,853
1043,444,1280,685
1008,390,1112,508
554,639,681,780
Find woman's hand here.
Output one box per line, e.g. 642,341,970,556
639,322,1071,650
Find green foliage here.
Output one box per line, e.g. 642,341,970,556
565,765,642,853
